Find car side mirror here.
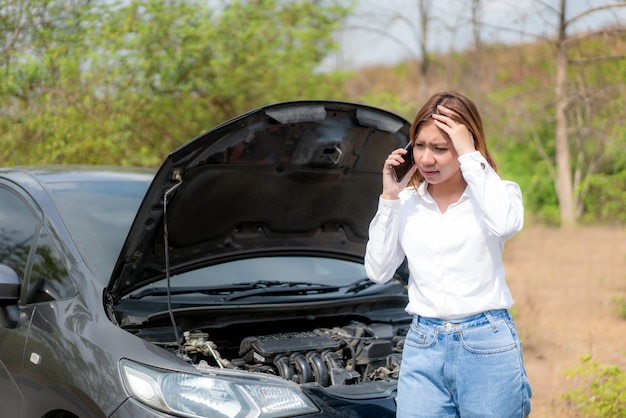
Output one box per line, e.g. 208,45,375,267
0,264,20,306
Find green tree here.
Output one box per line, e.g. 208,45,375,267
1,0,352,166
1,0,104,163
484,1,626,225
552,0,626,226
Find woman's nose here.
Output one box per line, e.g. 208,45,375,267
420,149,434,164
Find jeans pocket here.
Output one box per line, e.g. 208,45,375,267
458,320,517,354
404,322,437,349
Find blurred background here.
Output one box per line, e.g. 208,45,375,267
0,0,626,229
2,0,625,226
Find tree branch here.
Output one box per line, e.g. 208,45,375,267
529,122,557,181
569,54,626,65
340,22,419,59
476,21,550,43
563,26,626,45
564,2,626,28
534,0,561,16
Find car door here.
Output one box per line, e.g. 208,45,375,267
0,184,41,417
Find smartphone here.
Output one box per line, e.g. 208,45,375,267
392,142,414,182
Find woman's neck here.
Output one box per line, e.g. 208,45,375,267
427,176,467,213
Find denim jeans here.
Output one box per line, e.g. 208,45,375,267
396,310,532,418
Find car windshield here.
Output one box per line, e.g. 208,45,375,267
144,256,368,290
48,175,152,280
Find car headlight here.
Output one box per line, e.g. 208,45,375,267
120,359,319,418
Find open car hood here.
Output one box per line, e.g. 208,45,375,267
107,101,410,300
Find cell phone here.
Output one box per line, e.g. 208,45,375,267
392,142,414,182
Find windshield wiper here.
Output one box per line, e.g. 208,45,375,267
222,281,341,302
222,277,383,301
344,277,376,293
127,280,339,300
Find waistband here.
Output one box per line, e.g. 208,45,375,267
414,309,510,332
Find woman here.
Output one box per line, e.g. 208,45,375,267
365,91,532,417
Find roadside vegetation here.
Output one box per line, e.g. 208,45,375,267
615,297,626,320
563,355,626,418
1,0,352,167
2,0,625,227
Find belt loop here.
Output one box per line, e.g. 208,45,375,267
484,310,498,332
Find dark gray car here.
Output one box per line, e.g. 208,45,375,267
0,101,412,418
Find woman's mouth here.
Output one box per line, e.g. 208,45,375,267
421,169,438,177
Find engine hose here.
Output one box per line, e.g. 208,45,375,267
321,350,342,370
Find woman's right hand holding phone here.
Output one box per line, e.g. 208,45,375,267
382,146,417,200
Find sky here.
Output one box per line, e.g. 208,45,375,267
324,0,626,70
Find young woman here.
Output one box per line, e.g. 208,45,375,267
365,91,532,417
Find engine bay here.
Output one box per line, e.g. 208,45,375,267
130,313,408,388
182,321,405,387
117,279,412,389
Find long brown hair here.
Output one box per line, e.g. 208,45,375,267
408,91,497,186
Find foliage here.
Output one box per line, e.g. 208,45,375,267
581,171,626,224
1,0,625,224
0,0,352,167
612,297,626,320
354,90,416,122
563,355,626,417
494,138,561,225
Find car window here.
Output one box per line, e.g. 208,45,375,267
49,179,151,280
28,228,75,302
0,186,39,282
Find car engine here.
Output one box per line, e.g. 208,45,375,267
178,321,405,387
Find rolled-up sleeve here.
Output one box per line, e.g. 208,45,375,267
459,151,524,239
364,197,406,284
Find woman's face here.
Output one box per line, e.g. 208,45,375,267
413,122,463,186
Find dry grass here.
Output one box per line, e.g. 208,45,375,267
505,225,626,417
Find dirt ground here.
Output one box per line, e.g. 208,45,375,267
504,225,626,417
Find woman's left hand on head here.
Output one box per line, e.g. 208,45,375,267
432,105,476,155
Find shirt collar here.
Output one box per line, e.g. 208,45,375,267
415,181,472,203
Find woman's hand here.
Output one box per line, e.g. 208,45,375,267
381,147,418,200
432,105,476,156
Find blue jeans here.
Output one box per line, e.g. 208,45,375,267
396,310,532,418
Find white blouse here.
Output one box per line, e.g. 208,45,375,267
364,151,524,319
